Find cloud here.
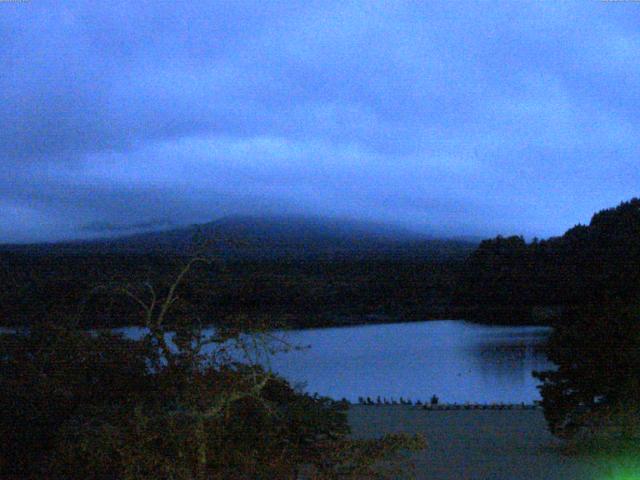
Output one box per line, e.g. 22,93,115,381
1,0,639,242
81,218,175,234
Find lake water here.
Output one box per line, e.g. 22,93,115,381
117,320,553,404
262,320,553,404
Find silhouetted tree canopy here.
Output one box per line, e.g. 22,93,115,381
455,198,640,324
0,250,468,330
0,258,425,478
533,302,640,441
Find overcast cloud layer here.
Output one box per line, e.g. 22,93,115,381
1,0,639,242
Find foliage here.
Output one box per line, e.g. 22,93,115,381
455,198,640,324
533,302,640,441
0,255,425,478
0,322,152,476
0,247,469,330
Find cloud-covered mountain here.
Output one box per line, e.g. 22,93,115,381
0,215,477,259
1,1,639,242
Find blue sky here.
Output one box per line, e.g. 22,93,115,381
1,0,639,242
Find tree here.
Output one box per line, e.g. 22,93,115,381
455,198,640,325
0,251,425,478
454,235,536,324
533,302,640,442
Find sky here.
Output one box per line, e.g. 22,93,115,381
1,0,640,243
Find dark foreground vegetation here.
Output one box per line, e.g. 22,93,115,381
534,300,640,443
0,257,424,478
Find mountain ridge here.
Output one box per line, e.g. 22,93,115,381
0,214,478,259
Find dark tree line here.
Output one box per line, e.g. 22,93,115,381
455,198,640,325
0,250,469,329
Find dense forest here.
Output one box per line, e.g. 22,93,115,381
455,198,640,325
0,216,474,329
0,252,472,329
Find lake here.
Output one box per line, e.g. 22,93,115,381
106,320,554,404
263,320,553,404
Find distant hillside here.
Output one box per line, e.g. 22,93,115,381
455,197,640,324
0,215,477,260
0,215,478,328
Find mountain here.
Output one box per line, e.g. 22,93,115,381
0,215,477,260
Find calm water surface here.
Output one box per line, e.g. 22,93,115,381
264,320,552,404
116,320,553,404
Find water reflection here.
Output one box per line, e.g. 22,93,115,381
470,328,549,379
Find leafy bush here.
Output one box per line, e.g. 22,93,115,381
0,255,424,478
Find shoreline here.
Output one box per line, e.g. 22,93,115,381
0,307,553,332
347,405,632,480
354,401,542,410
